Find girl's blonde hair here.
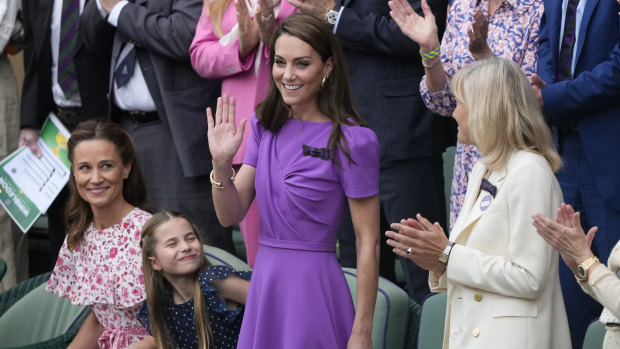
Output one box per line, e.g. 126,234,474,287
451,57,562,172
204,0,233,38
140,211,213,349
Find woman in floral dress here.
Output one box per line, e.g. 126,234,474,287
390,0,543,228
46,120,152,348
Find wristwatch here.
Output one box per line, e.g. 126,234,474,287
577,256,600,280
438,241,456,266
324,5,341,26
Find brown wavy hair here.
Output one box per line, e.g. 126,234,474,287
65,120,148,251
140,211,213,349
256,13,366,165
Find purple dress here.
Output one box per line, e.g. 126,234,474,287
239,114,379,348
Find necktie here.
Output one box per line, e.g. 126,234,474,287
58,0,80,98
114,47,136,88
557,0,580,81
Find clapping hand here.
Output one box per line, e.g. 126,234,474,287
532,203,598,271
236,0,260,59
388,0,440,52
206,96,246,167
385,214,449,272
256,0,277,45
468,9,493,59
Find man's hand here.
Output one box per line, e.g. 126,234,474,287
18,128,42,158
286,0,336,19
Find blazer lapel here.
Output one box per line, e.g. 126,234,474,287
450,161,508,243
342,0,352,7
574,0,600,65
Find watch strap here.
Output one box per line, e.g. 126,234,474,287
438,241,455,266
577,256,600,279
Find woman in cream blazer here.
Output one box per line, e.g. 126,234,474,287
386,58,571,349
534,204,620,348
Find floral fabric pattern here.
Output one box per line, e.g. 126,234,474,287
419,0,543,228
46,208,152,348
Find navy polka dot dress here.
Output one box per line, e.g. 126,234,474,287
137,265,251,349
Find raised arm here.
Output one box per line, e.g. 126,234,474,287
190,2,260,79
207,96,255,226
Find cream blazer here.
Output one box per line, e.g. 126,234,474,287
429,150,572,349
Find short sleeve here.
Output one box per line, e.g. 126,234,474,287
46,208,151,308
136,302,152,335
243,114,264,168
199,265,250,323
335,125,380,198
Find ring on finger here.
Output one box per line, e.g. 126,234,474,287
262,14,273,22
406,247,412,255
474,32,481,39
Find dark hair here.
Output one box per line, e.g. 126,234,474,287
141,211,213,349
65,120,148,251
257,13,365,164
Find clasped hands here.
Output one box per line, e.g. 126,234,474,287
385,213,449,273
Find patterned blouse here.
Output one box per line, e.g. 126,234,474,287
46,208,152,348
419,0,543,228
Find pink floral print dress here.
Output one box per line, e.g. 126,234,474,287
46,208,152,348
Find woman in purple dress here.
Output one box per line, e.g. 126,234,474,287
206,13,380,349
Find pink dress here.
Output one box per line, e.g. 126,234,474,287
46,208,152,348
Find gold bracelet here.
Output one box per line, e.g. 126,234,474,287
210,168,235,190
422,56,440,69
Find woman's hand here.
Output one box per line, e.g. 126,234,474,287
206,96,246,168
347,330,373,349
256,0,277,46
532,203,598,270
236,0,260,59
388,0,440,52
385,214,449,272
468,9,494,59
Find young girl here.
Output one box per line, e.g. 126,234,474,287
136,211,250,349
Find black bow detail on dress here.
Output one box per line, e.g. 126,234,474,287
480,178,497,198
302,145,329,160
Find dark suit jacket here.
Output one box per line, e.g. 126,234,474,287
537,0,620,211
20,0,110,129
335,0,456,163
81,0,221,178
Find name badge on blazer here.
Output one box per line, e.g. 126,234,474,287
480,195,492,211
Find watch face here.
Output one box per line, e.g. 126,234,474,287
438,254,448,264
578,265,586,278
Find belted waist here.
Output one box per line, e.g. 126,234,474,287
115,107,159,124
259,236,335,252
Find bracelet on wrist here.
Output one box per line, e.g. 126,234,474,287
210,168,236,190
422,56,440,69
420,46,441,61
